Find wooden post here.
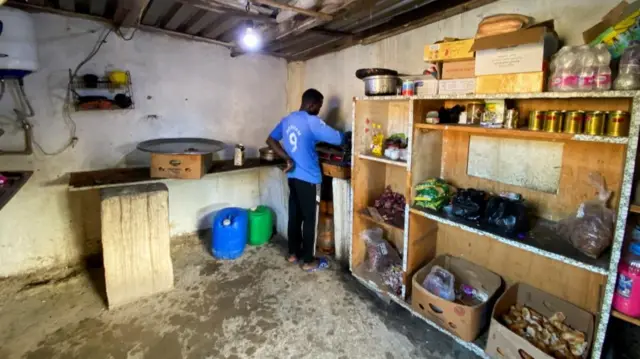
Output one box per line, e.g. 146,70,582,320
100,183,174,308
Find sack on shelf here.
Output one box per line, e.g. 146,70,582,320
557,172,614,258
484,195,529,234
452,188,488,221
362,228,401,272
414,178,455,211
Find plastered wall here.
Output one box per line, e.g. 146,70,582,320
0,13,287,277
293,0,624,130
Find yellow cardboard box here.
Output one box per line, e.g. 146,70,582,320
475,71,545,94
424,39,475,62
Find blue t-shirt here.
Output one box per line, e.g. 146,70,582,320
270,111,343,184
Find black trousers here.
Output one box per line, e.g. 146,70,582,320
288,178,317,263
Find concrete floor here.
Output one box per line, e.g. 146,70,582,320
0,238,476,359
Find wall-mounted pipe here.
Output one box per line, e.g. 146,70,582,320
0,80,33,156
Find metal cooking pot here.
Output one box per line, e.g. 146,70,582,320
259,146,277,161
362,75,399,96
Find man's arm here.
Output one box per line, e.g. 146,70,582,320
309,116,343,145
266,120,294,173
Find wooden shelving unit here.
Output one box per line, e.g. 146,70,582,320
611,310,640,326
349,91,640,359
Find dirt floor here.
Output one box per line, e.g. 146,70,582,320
0,238,478,359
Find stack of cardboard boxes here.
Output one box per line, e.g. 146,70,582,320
423,21,559,95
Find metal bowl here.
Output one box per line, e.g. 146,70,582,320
362,75,399,96
259,146,277,161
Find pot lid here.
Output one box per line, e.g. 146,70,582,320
137,138,225,155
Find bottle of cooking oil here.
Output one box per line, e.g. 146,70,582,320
371,123,384,157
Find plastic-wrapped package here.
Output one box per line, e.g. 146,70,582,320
614,42,640,90
362,228,401,272
557,172,615,258
382,264,403,296
414,178,455,211
422,265,455,301
484,195,529,234
451,188,487,221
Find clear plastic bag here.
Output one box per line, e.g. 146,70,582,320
557,172,615,258
362,228,401,272
422,265,455,301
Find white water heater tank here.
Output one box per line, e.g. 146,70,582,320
0,7,38,78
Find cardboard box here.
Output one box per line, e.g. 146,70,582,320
585,0,640,58
442,60,475,79
150,153,212,179
485,283,595,359
475,71,545,94
472,22,558,76
438,78,476,95
411,255,502,342
424,38,475,62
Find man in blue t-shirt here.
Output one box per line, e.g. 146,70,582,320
266,89,343,272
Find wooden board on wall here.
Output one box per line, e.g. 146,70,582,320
441,131,627,220
100,183,174,308
436,225,606,313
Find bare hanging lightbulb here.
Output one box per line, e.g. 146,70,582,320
241,20,261,51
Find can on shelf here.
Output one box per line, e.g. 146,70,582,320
402,80,415,96
543,110,563,133
563,111,585,134
606,110,630,137
504,109,520,129
466,101,484,125
585,111,606,136
528,110,545,131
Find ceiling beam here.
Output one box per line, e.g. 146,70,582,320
177,0,276,23
114,0,152,28
290,0,496,61
251,0,333,21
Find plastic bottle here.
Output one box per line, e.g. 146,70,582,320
557,46,579,91
613,243,640,317
577,45,597,91
548,47,567,92
615,43,640,90
594,43,612,91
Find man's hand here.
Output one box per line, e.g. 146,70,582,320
283,159,294,173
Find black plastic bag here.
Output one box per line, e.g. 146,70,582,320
484,196,529,234
451,188,487,221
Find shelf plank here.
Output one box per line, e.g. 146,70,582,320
358,154,408,167
415,123,629,144
409,206,610,275
356,90,640,101
611,310,640,326
358,210,404,232
630,204,640,214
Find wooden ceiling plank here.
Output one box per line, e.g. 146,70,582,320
184,10,219,34
90,0,108,16
142,0,175,26
251,0,333,21
201,16,239,40
177,0,276,23
164,3,198,30
58,0,75,12
114,0,151,27
292,0,496,61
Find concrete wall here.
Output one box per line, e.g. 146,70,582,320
295,0,623,130
0,13,287,277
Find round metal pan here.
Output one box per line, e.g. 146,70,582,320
137,138,225,154
355,68,398,80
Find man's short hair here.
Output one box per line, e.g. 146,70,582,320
301,88,324,105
